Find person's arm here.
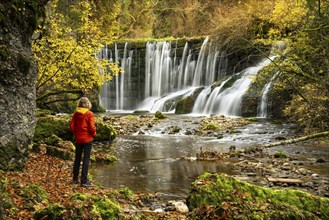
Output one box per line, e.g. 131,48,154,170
88,113,96,137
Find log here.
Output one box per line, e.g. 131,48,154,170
261,131,329,148
267,177,303,184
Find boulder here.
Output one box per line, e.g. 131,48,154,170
187,172,329,219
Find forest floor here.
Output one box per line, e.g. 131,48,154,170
2,114,329,219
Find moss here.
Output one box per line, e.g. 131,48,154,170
155,111,167,119
228,129,241,134
94,120,117,141
175,96,195,114
43,134,62,146
34,115,72,143
34,115,117,143
119,187,135,199
35,193,123,219
187,172,329,219
202,123,221,131
245,117,257,122
92,198,123,219
0,175,12,218
122,115,137,121
46,145,73,160
19,184,48,211
33,204,65,219
273,151,287,159
70,193,88,202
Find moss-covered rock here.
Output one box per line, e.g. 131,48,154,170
187,172,329,219
202,123,221,131
273,151,287,159
175,96,195,114
34,115,72,143
34,193,123,219
94,120,117,141
155,111,167,119
34,115,117,143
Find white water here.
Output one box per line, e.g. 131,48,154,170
192,57,276,116
215,57,276,116
257,71,279,118
142,37,220,113
99,38,277,116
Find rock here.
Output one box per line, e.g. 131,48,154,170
297,168,308,175
0,1,48,171
187,172,329,219
316,158,326,163
172,201,189,213
153,208,164,213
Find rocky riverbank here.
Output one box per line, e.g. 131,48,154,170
1,113,328,219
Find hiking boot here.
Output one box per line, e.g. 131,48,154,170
81,181,93,188
73,179,79,184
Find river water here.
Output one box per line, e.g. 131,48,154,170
90,115,329,199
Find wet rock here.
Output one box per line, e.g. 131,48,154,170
154,208,164,213
311,173,320,177
297,168,308,175
316,158,326,163
184,130,192,135
172,201,189,213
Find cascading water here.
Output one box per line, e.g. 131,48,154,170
192,57,276,116
257,71,279,118
99,43,136,110
99,37,277,116
99,37,227,112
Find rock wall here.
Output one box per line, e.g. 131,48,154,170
0,1,48,170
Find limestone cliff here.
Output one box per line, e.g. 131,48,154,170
0,1,48,170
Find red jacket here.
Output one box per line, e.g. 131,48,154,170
70,107,96,144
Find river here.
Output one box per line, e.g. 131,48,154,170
90,114,329,199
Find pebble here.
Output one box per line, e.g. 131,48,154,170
173,201,189,213
297,168,308,175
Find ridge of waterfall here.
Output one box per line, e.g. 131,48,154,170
257,71,279,118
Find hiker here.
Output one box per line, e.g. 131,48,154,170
70,97,96,187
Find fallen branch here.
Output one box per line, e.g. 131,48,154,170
267,177,303,184
261,131,329,148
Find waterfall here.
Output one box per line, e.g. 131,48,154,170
214,57,276,116
192,57,276,116
257,71,279,118
99,37,277,115
99,43,135,110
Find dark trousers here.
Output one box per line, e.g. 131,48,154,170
73,142,92,183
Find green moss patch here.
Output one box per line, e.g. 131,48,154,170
34,115,116,143
187,172,329,219
155,111,167,119
34,193,123,219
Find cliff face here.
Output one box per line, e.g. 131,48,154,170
0,1,48,170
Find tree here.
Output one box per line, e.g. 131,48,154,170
33,0,120,109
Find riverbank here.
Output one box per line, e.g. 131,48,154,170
1,113,328,219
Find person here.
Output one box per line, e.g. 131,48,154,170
70,97,96,187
